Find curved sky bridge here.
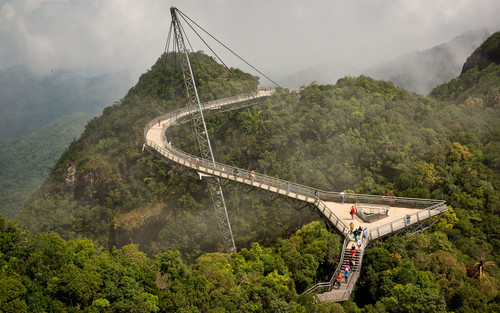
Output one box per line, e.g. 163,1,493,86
144,90,448,302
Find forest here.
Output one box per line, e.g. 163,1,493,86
1,33,499,311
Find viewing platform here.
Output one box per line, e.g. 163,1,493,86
144,91,447,302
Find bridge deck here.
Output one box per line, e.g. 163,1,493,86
144,91,447,302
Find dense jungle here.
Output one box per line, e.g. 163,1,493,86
1,32,499,312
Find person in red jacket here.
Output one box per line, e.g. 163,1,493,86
350,206,356,219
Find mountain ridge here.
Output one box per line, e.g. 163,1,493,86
0,65,137,138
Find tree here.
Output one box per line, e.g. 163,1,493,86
472,257,498,280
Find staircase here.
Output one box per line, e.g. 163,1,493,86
314,237,366,302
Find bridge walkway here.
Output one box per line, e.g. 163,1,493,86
144,91,447,302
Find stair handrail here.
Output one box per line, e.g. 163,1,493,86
337,239,367,301
302,235,350,295
144,90,448,303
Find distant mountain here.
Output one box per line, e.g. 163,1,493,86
0,112,94,218
0,66,137,138
363,29,493,94
461,31,500,74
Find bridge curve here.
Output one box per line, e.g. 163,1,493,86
143,90,447,302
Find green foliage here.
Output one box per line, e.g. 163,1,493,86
10,40,500,311
0,112,93,219
461,31,500,74
0,214,347,312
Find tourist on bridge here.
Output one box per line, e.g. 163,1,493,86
353,229,359,241
350,206,356,219
344,268,349,283
195,158,199,168
336,273,342,288
233,168,239,178
285,183,290,194
351,244,356,258
314,190,319,203
340,191,345,204
349,221,354,234
362,227,368,241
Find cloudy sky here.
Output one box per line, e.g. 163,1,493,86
1,0,499,79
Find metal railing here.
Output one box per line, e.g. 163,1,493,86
355,204,389,223
367,202,447,241
303,236,350,295
144,90,448,302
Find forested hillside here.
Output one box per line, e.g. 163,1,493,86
0,66,136,138
18,52,319,261
0,216,340,312
5,32,500,311
365,29,492,94
461,31,500,74
0,112,94,219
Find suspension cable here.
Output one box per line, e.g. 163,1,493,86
177,9,280,88
168,8,336,189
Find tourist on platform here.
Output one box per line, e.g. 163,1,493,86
349,221,354,234
340,191,345,204
350,206,356,219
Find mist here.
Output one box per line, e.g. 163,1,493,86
1,0,500,82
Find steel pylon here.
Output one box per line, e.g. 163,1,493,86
170,7,236,253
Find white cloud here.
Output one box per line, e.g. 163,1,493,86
0,2,15,20
0,0,499,78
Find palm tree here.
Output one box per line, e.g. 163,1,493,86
473,257,497,280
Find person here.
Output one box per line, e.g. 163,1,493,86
350,206,356,220
233,168,239,178
314,190,319,203
348,259,354,270
195,158,199,167
362,227,368,241
285,183,290,193
349,221,354,234
344,264,350,273
351,244,356,258
357,238,362,248
344,267,349,283
353,229,359,241
336,273,342,288
250,170,256,181
340,191,345,204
